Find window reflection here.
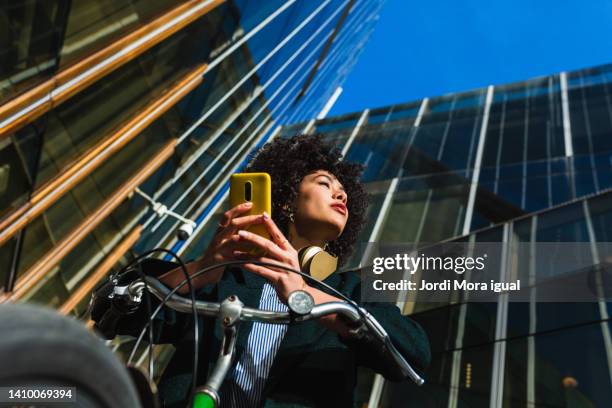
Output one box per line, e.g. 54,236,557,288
382,343,494,407
0,236,16,292
483,78,565,170
60,0,190,67
503,322,612,407
0,0,189,105
403,91,485,178
347,124,413,181
312,114,360,134
0,1,67,102
14,125,167,282
568,69,612,157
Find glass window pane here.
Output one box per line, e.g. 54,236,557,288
0,0,190,105
503,321,612,407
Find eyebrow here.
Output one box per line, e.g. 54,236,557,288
316,173,345,191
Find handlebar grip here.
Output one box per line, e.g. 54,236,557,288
360,310,425,385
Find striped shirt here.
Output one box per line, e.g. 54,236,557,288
223,282,289,407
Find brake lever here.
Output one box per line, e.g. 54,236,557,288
358,308,425,386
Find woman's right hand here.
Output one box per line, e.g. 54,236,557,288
200,201,266,279
159,201,265,293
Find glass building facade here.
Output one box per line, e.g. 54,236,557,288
0,0,383,385
274,65,612,407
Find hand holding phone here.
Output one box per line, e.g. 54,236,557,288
229,173,272,254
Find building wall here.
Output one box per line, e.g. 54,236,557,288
277,64,612,407
0,0,384,376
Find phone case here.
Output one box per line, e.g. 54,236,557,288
230,173,272,250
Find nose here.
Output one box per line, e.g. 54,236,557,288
334,189,347,204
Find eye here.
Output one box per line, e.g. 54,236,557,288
318,181,330,188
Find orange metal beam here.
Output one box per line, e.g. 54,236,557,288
58,225,142,315
0,64,206,247
0,140,176,302
0,0,224,138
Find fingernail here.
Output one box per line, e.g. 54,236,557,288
262,211,269,220
238,230,247,237
244,202,253,207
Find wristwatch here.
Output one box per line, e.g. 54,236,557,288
287,290,315,315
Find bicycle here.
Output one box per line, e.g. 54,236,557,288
105,258,426,408
0,257,425,408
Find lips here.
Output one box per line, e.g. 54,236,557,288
331,203,347,215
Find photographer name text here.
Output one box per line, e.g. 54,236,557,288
373,279,521,292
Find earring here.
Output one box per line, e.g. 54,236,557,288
287,208,295,223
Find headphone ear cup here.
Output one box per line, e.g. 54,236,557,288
297,246,338,281
309,250,338,281
298,246,322,271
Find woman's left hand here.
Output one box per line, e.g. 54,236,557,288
232,212,307,303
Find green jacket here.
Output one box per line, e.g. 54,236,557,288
107,259,431,408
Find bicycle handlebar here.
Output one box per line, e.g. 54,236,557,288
141,276,361,324
130,276,425,387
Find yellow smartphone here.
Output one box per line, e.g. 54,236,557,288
230,172,272,254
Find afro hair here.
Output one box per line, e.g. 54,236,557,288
244,133,369,266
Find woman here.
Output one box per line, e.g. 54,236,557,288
94,134,431,407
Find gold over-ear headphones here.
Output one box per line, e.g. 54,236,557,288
297,246,338,281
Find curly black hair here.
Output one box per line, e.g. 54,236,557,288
244,133,369,267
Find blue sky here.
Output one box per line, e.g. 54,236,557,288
330,0,612,115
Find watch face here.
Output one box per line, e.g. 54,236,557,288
288,290,315,315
